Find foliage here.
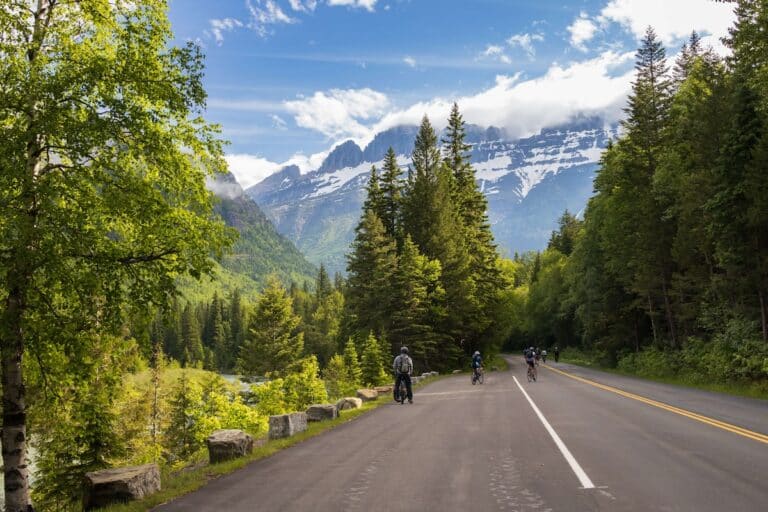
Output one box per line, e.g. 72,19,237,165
360,332,390,386
282,356,329,411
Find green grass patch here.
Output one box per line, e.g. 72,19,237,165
103,374,447,511
559,348,768,400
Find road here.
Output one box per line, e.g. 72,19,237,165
156,358,768,511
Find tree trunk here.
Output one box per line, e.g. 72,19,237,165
661,278,677,348
647,294,658,346
760,289,767,342
1,283,32,512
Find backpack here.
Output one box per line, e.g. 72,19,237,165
397,355,411,375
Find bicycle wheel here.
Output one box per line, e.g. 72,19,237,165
478,371,484,384
526,367,532,382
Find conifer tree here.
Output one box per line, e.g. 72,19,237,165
182,303,204,366
380,147,404,241
237,278,304,377
360,331,389,386
342,337,363,385
345,210,397,336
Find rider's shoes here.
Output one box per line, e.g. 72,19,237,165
408,399,413,404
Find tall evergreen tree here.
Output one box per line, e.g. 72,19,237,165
380,147,404,241
360,331,388,386
237,278,304,377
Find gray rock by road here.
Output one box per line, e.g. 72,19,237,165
306,404,338,422
83,463,160,510
356,389,378,402
336,397,363,411
206,429,254,464
269,412,308,439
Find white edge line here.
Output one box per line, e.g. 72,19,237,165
513,376,595,489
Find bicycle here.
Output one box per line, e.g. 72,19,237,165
471,366,484,385
396,382,407,403
526,363,537,382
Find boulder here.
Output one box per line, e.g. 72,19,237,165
306,403,339,422
421,372,431,378
431,371,439,376
206,429,254,464
83,464,160,510
336,397,363,412
374,385,393,394
412,376,422,384
356,389,378,402
269,412,308,439
452,369,462,374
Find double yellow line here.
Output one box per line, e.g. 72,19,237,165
544,365,768,445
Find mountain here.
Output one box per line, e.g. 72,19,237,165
181,173,317,300
247,118,618,274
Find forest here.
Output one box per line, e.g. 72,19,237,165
1,1,767,511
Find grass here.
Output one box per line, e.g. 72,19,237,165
102,374,448,511
559,348,768,401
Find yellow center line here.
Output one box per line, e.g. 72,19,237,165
543,364,768,445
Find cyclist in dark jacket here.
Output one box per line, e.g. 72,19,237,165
393,346,413,403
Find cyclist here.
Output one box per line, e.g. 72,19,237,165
524,347,537,380
393,346,413,403
553,345,560,363
471,350,483,383
541,348,548,363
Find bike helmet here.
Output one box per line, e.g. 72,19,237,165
473,351,480,356
401,346,409,354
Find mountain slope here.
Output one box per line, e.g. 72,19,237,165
248,118,618,273
182,173,316,300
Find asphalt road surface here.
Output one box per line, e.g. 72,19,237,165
156,358,768,511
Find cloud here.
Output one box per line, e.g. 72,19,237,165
225,150,329,187
506,33,544,59
327,0,378,11
207,18,243,45
288,0,317,12
284,88,390,140
598,0,735,46
368,50,635,144
403,56,416,68
568,12,598,52
270,114,288,130
224,154,283,189
207,98,286,112
247,0,296,37
480,45,512,64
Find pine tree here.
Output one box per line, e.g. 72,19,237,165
237,278,304,377
380,147,403,241
548,210,582,256
345,209,397,336
316,263,332,302
360,331,389,386
342,337,363,385
390,236,447,369
181,303,204,366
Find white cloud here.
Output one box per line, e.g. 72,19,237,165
270,114,288,130
225,150,329,187
225,154,283,189
327,0,378,12
207,98,286,112
288,0,317,12
568,12,598,52
480,45,512,64
284,88,390,140
207,18,243,45
506,33,544,59
598,0,736,46
368,50,635,144
247,0,296,37
403,56,416,68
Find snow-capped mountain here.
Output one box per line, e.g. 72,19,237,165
247,117,618,274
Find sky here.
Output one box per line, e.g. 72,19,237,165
167,0,737,188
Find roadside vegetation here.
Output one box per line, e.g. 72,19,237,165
503,10,768,398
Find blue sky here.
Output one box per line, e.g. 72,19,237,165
167,0,736,187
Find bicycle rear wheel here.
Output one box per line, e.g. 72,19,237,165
478,370,484,384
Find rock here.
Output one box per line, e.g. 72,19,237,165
431,371,439,376
374,385,393,394
421,372,431,378
356,389,378,402
412,376,422,384
306,404,339,422
83,464,160,510
336,397,363,411
452,369,462,374
206,429,254,464
269,412,308,439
